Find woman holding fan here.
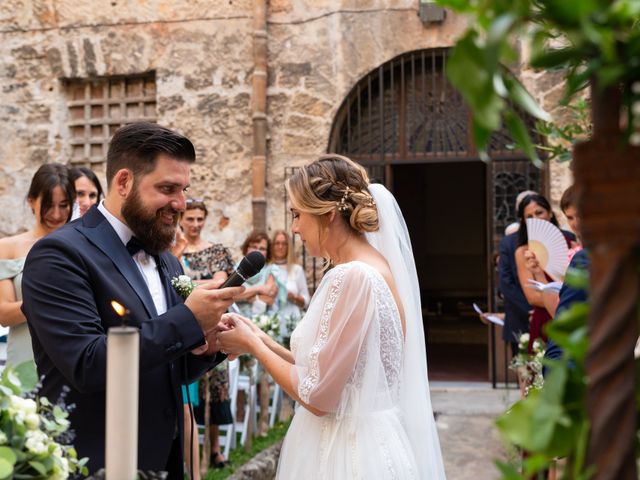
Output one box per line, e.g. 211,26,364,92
515,193,575,352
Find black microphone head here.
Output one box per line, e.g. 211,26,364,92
237,250,266,279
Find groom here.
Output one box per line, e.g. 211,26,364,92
21,123,243,475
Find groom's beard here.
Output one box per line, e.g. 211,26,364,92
122,187,178,255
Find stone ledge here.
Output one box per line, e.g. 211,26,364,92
227,440,283,480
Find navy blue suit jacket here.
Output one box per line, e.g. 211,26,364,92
21,206,223,474
498,232,531,343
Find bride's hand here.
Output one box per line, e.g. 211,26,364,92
236,314,271,343
217,313,262,356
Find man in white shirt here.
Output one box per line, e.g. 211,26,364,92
22,122,243,476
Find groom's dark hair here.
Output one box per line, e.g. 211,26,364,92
106,122,196,187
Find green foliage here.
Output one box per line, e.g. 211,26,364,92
0,361,88,479
436,0,640,161
495,300,592,478
535,99,592,162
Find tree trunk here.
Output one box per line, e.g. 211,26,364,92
573,83,640,479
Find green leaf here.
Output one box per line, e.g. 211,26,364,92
503,109,542,166
0,458,12,479
0,447,16,465
504,74,551,121
530,47,583,69
28,461,47,476
488,13,517,46
13,362,37,393
494,460,525,480
446,32,505,131
472,119,493,161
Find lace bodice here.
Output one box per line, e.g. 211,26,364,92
290,261,404,414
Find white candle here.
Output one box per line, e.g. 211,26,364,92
105,321,139,479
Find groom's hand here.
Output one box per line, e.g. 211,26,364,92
184,280,244,333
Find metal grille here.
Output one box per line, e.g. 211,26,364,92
329,48,538,164
491,160,543,244
64,73,157,166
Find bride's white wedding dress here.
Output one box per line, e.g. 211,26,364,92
276,185,446,479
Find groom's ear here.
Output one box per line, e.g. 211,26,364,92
114,169,134,198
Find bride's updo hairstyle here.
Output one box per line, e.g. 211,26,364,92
286,154,379,234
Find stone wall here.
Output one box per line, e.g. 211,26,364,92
0,0,255,249
0,0,573,251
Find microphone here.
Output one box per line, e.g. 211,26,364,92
220,250,265,288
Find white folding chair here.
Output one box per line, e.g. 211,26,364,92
234,361,258,448
218,358,240,457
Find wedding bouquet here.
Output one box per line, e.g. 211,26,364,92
252,313,281,340
171,274,197,299
510,333,546,396
0,362,88,479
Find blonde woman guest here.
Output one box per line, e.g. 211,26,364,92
270,229,310,337
217,155,445,479
0,163,75,366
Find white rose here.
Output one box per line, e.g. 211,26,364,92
178,275,191,284
520,333,530,344
0,431,7,444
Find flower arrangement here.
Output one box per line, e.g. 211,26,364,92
510,333,546,396
252,313,281,340
0,362,88,479
171,274,197,300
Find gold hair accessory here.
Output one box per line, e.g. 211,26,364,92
337,186,351,212
365,196,376,208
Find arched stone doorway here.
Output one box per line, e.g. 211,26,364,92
328,48,546,382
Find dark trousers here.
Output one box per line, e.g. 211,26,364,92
164,437,185,480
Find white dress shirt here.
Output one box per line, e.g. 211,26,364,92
98,201,168,315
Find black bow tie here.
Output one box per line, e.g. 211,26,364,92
126,236,152,257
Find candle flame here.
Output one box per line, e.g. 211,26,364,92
111,300,126,317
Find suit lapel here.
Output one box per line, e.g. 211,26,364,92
157,254,183,308
77,208,158,318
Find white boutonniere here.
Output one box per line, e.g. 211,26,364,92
171,274,197,299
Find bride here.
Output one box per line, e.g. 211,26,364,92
217,154,445,479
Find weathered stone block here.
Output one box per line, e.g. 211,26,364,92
290,92,332,117
278,62,311,88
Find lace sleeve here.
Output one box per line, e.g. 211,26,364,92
291,263,375,413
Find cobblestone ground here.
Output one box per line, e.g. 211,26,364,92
432,382,520,480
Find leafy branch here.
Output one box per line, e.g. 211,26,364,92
436,0,640,162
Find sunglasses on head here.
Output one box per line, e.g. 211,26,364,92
186,198,205,208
